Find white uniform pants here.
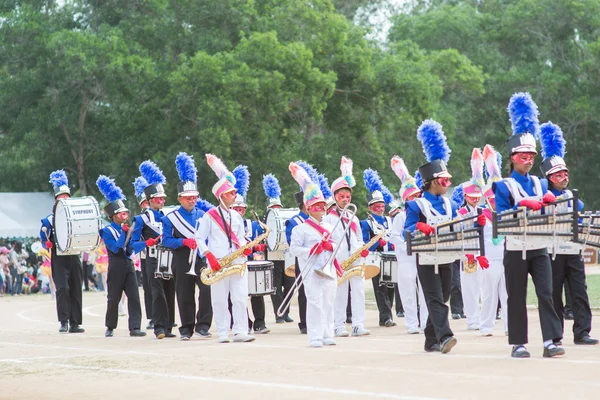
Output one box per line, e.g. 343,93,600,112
397,259,428,331
335,275,365,330
460,267,482,328
210,273,249,338
304,271,337,343
480,259,508,334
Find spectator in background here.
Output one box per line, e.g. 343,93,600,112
1,246,12,295
0,247,8,296
82,251,98,292
10,241,28,296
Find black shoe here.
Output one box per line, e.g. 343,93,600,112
180,332,191,341
460,313,466,319
425,343,441,352
146,320,154,330
554,339,563,346
69,324,85,333
130,329,146,337
59,322,69,333
105,328,114,337
346,317,352,324
173,323,178,327
440,336,457,354
396,311,405,318
283,315,294,323
194,329,212,339
379,319,397,327
300,327,307,334
155,329,166,339
451,313,461,320
496,311,501,320
276,318,285,324
543,345,565,358
165,332,176,338
565,311,574,320
574,335,599,345
511,346,531,358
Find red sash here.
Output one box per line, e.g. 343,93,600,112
331,208,358,234
304,219,343,276
458,207,469,216
207,208,241,248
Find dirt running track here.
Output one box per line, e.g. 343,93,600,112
1,291,599,400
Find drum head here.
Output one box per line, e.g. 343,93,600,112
246,260,274,270
30,242,43,254
53,197,102,254
53,200,70,252
363,265,380,280
265,208,298,252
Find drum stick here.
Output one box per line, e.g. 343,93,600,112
41,227,50,242
124,221,136,248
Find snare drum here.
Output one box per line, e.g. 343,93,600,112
154,245,173,280
284,251,296,277
380,251,399,285
265,208,298,253
53,197,102,255
362,252,381,280
247,260,275,296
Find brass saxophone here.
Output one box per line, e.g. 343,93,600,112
338,216,386,285
200,211,271,285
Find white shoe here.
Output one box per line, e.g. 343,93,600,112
309,340,323,348
407,328,421,334
218,336,231,343
467,324,480,331
481,332,493,337
233,333,255,343
335,328,349,337
352,327,371,336
323,338,336,346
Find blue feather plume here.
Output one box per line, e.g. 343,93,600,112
318,174,333,199
139,160,166,185
363,169,389,198
296,161,319,186
507,92,540,137
414,170,423,190
417,119,451,163
96,175,125,202
195,198,214,212
496,151,502,171
49,170,69,189
233,165,250,197
175,152,197,183
133,176,149,197
451,184,464,208
381,185,394,204
539,122,566,159
262,174,281,199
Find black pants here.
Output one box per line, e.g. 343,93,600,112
294,258,307,330
394,285,404,313
417,260,454,348
551,254,593,340
564,280,573,313
140,258,153,320
450,260,463,315
145,257,175,333
52,254,83,325
249,296,266,330
83,263,97,290
372,272,395,323
105,259,142,331
173,256,212,335
270,260,293,318
504,249,562,345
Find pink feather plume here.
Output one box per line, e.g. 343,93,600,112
390,156,412,183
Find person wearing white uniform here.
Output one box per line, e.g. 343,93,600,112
479,144,508,336
288,162,341,347
324,156,370,338
195,154,254,344
389,156,428,334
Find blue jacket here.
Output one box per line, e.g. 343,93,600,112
493,170,549,213
285,211,309,245
40,215,53,249
130,208,164,255
161,207,205,250
403,191,457,236
360,214,392,251
99,222,132,258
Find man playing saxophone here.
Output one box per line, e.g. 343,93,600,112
194,154,254,344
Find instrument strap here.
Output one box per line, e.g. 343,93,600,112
141,211,162,235
167,209,196,239
106,225,120,242
218,207,233,249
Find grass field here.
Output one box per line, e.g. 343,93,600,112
527,274,600,308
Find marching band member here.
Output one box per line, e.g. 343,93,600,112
479,145,508,336
361,169,396,327
195,154,254,343
133,176,154,330
454,148,489,331
96,176,145,338
40,170,84,333
390,156,428,334
325,157,370,338
161,153,213,340
261,173,294,324
288,162,341,347
387,200,405,318
131,160,176,339
231,165,269,335
404,120,464,353
492,92,564,358
538,123,598,345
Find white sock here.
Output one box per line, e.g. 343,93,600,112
543,340,556,349
514,345,527,352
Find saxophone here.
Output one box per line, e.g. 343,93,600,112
200,211,271,285
338,216,386,285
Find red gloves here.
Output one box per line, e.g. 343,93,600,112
254,244,267,252
321,240,333,252
543,192,556,204
477,214,487,226
477,256,489,269
205,252,221,271
145,237,160,247
519,200,544,211
416,222,435,236
243,248,252,256
379,239,387,248
122,224,129,232
309,242,324,256
390,244,395,251
182,238,197,250
465,254,475,263
45,240,53,249
361,249,370,258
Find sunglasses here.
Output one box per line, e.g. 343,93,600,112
513,153,536,163
309,204,326,211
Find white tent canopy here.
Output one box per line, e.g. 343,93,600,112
0,192,55,238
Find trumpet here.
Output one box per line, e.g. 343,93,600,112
186,218,202,276
277,203,358,317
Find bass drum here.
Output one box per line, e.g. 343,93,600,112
247,260,275,296
53,197,102,255
265,208,298,253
